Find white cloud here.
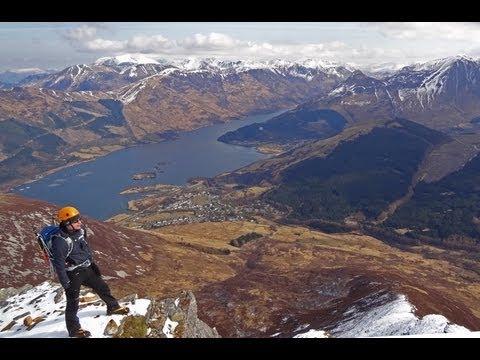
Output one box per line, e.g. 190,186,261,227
64,25,98,42
371,22,480,42
181,33,239,49
61,24,480,68
83,38,126,52
64,26,353,61
127,35,173,52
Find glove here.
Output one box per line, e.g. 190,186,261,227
63,281,71,290
91,262,102,277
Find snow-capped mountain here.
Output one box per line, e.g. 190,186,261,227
0,55,352,189
20,55,353,92
0,68,54,85
95,54,162,66
385,55,480,107
20,62,169,92
297,55,480,131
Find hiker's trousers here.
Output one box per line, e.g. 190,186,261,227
65,265,119,335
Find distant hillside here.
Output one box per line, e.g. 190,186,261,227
214,56,480,190
0,69,53,85
386,152,480,244
218,108,347,147
262,118,450,222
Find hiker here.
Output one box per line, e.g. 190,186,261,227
51,206,129,338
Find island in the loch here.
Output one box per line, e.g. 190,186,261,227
132,172,157,180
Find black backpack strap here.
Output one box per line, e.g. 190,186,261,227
53,231,74,259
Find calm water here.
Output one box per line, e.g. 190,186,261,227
13,110,285,220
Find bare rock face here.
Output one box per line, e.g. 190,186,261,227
104,319,119,336
23,315,33,327
53,288,64,304
107,290,220,338
79,293,99,303
119,294,138,305
0,284,33,302
26,316,46,331
1,320,16,332
145,290,220,338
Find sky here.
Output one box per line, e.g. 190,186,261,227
1,22,480,72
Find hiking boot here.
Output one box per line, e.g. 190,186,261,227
69,328,91,338
107,306,130,316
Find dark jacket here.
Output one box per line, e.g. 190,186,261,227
51,225,93,289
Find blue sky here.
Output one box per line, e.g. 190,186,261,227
1,22,480,72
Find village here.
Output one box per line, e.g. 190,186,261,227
110,179,285,229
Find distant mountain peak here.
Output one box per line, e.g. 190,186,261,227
95,54,160,66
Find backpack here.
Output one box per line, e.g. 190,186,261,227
35,225,73,277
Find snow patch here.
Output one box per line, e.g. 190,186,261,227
162,317,178,338
95,54,160,66
294,329,328,338
115,271,129,278
0,281,151,338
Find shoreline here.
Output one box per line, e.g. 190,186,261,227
0,109,287,220
2,107,290,199
1,143,135,193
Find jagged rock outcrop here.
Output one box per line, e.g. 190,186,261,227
0,284,33,302
116,290,220,338
104,319,119,336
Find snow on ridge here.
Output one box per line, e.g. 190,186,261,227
293,329,328,338
118,81,147,104
292,293,475,338
331,293,473,338
93,55,347,79
0,281,151,338
95,54,160,66
400,55,478,73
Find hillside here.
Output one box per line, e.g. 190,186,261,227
2,194,480,337
219,56,480,181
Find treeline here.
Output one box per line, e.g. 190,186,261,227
230,232,264,247
265,126,433,222
218,109,347,145
386,153,480,244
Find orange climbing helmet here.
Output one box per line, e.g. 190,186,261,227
57,206,80,223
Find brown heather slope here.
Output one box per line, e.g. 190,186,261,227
2,194,480,336
121,70,339,139
0,194,238,293
133,220,480,335
0,88,133,190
